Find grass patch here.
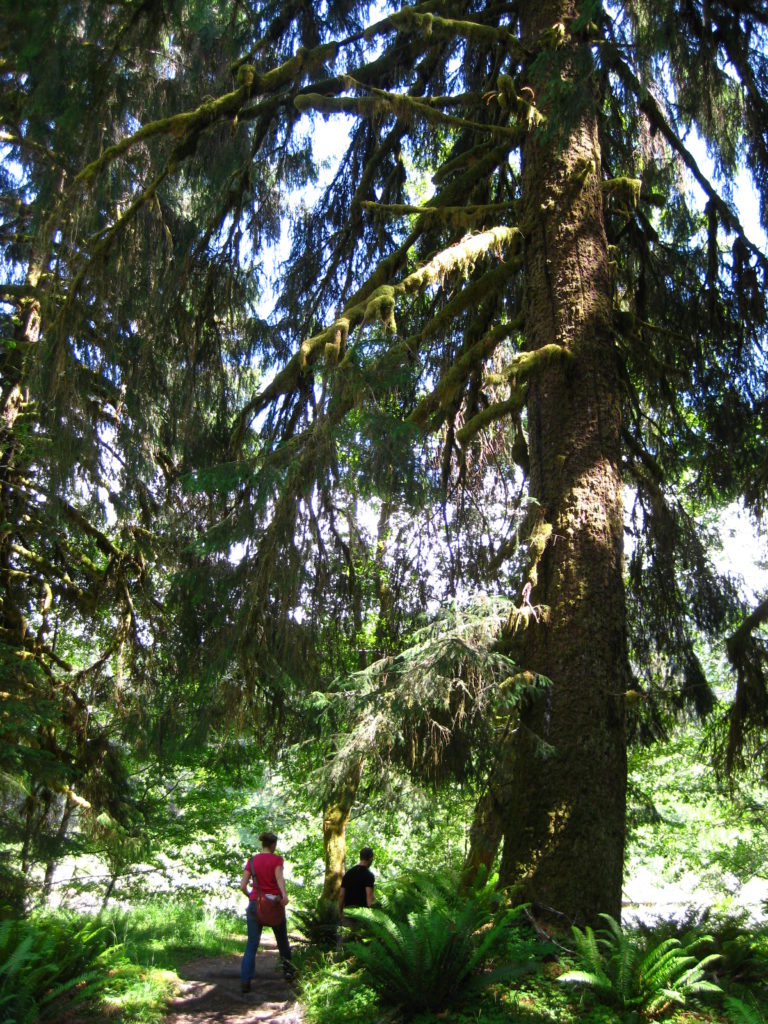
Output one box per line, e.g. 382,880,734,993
99,899,245,1022
0,900,246,1024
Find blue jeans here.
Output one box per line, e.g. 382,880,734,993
241,901,293,981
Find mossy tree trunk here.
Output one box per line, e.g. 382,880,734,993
498,0,629,925
463,745,514,882
320,758,363,904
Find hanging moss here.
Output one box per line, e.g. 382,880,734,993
494,74,544,128
237,64,256,87
401,227,522,295
363,285,397,333
602,176,641,219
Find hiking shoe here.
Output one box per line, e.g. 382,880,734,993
241,981,251,993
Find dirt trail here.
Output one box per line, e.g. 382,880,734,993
164,935,302,1024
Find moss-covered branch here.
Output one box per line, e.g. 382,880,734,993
361,200,516,228
379,8,528,61
74,38,340,188
495,342,573,384
231,228,522,447
400,226,522,294
455,395,526,444
294,88,526,142
409,321,517,429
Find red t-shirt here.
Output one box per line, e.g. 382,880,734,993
245,852,283,898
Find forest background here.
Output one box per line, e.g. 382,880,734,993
2,0,768,1022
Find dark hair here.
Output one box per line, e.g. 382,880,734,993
259,831,278,848
360,846,374,862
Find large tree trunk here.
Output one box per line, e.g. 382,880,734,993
498,1,629,925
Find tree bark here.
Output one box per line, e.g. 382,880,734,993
498,1,629,925
463,744,515,882
320,758,362,904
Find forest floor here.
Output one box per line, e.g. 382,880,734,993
164,935,302,1024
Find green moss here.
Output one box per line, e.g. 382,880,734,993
526,519,553,589
504,343,573,383
602,176,642,218
456,396,525,444
363,286,397,333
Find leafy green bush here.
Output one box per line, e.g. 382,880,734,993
292,897,340,950
299,952,380,1024
343,870,533,1014
558,913,721,1018
0,912,117,1023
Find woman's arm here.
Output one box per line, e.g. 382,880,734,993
275,864,289,904
240,864,252,897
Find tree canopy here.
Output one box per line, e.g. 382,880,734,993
2,0,768,922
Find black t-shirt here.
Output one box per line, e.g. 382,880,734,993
341,863,375,907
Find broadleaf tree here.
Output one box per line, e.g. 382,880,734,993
2,0,768,923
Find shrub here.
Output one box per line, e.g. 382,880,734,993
292,897,340,950
557,913,721,1018
0,913,116,1023
343,870,534,1014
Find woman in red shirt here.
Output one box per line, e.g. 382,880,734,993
240,831,293,990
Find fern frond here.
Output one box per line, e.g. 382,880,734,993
724,994,768,1024
645,986,685,1015
557,968,614,995
569,924,611,985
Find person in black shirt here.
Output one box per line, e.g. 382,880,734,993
338,846,375,917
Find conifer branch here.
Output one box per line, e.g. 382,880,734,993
231,228,521,445
456,395,526,445
361,200,516,226
409,321,517,429
605,45,768,272
295,89,526,142
382,8,528,61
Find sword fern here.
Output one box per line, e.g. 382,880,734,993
344,872,533,1012
558,913,721,1017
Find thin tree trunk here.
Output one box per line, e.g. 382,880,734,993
498,0,629,925
42,794,74,901
320,758,362,905
463,745,515,882
101,873,118,911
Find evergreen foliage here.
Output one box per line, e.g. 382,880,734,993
318,595,549,792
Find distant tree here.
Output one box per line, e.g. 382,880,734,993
2,0,768,923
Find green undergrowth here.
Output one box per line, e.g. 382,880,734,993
298,900,768,1024
0,899,245,1024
